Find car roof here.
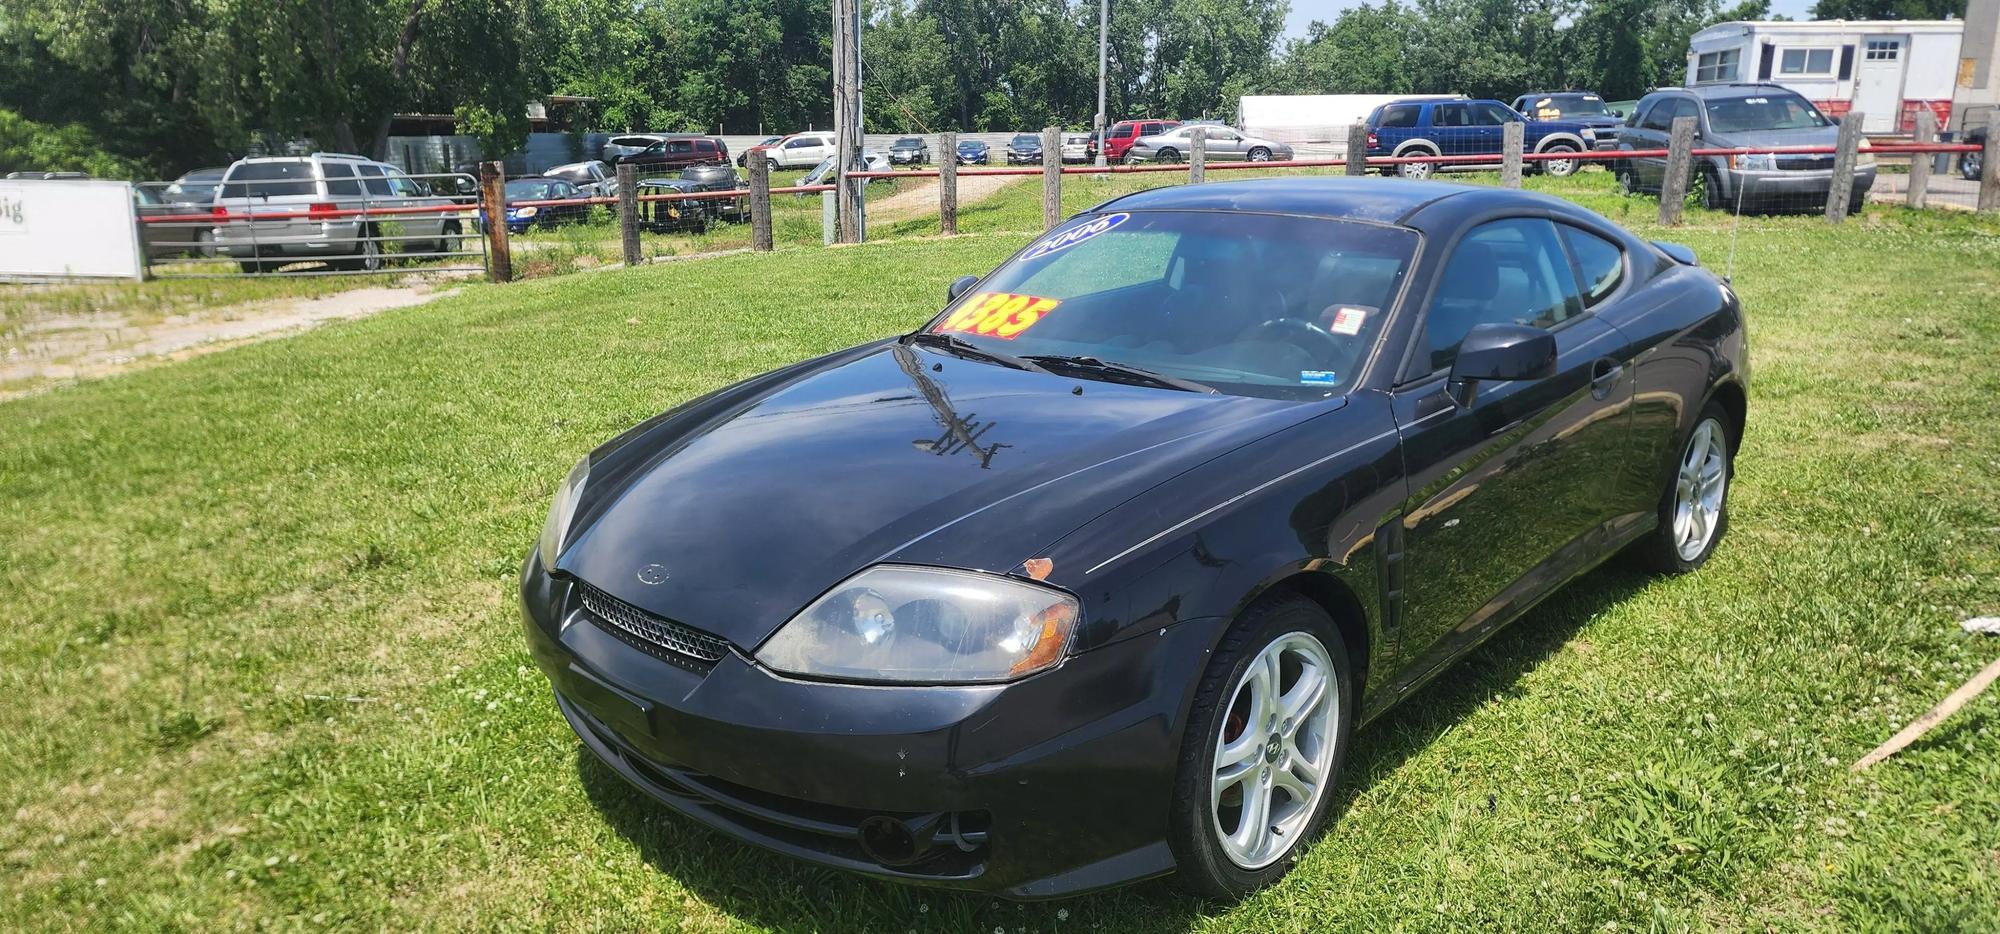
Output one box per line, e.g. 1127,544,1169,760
1093,176,1502,225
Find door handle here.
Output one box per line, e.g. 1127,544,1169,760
1590,357,1624,400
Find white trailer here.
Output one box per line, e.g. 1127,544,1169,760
1685,19,1964,134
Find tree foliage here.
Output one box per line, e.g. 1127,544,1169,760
1810,0,1963,19
0,0,1858,177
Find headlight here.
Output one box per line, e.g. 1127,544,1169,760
1731,153,1778,172
537,456,590,566
757,565,1080,683
511,206,539,219
1581,128,1597,141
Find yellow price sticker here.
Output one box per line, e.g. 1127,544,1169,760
933,292,1062,340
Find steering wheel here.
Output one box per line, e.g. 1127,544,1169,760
1243,316,1344,361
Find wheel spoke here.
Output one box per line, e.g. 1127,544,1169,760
1278,666,1326,724
1229,779,1272,859
1216,726,1260,770
1285,737,1323,784
1272,762,1315,806
1212,757,1254,809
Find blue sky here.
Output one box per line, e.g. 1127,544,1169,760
1281,0,1821,39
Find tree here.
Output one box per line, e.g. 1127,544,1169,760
1811,0,1963,18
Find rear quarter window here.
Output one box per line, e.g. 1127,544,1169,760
1378,105,1420,128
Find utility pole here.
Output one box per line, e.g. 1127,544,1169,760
1094,0,1108,169
832,0,863,242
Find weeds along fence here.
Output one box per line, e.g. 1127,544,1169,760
134,118,1998,283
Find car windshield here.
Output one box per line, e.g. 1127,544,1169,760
922,210,1416,399
505,180,560,200
1012,135,1038,146
221,162,316,198
894,138,921,147
546,166,593,183
1705,94,1828,132
1529,95,1609,118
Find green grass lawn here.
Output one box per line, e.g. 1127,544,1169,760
2,172,1998,931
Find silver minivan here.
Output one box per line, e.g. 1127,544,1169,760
212,153,461,273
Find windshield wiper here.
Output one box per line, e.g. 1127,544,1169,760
904,331,1050,374
1022,354,1217,394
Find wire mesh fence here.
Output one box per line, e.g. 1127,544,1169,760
138,172,486,278
106,118,2000,283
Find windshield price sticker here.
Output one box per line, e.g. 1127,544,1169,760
934,292,1062,340
1329,306,1369,336
1019,212,1129,261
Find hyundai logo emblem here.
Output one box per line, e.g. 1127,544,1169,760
636,564,670,585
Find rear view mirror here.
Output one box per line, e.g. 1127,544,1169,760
946,274,980,303
1448,323,1556,405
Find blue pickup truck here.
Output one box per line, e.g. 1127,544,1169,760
1364,98,1600,179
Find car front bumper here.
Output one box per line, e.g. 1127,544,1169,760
1005,152,1041,164
889,152,925,163
519,549,1222,898
1720,162,1878,203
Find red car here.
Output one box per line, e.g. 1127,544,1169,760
1102,119,1181,163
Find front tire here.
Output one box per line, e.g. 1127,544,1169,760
1248,147,1272,162
1396,153,1436,180
1541,142,1579,177
1962,150,1983,182
1632,403,1734,574
1169,596,1352,899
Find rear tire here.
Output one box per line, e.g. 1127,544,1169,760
1169,595,1353,899
1631,402,1734,574
433,220,462,259
1961,150,1982,182
1158,147,1181,164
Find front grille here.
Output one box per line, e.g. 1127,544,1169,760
577,582,730,665
1776,154,1835,171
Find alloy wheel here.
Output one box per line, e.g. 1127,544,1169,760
1398,160,1433,180
1673,417,1728,562
1544,150,1578,177
1210,632,1339,869
1249,148,1271,162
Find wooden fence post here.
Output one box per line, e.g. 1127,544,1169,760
1042,126,1062,230
1906,108,1934,210
1981,127,2000,213
616,162,640,267
479,161,511,282
1500,122,1524,188
1189,127,1206,184
1658,116,1697,226
940,131,958,235
747,156,773,252
1346,122,1369,176
1826,113,1864,223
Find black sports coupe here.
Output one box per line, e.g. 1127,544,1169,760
520,177,1749,899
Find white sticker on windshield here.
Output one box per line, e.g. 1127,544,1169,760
1300,370,1340,385
1329,306,1368,336
1019,212,1130,261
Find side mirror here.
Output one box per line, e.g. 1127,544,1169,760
1447,323,1556,406
946,274,980,303
1612,110,1625,118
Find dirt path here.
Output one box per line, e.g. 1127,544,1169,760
2,285,456,399
867,173,1025,220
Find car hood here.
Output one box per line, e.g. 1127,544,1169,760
1709,126,1841,149
558,342,1327,648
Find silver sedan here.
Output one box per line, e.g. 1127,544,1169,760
1126,126,1293,164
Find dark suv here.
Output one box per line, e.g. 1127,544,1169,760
1615,83,1874,211
1365,98,1599,179
614,135,729,171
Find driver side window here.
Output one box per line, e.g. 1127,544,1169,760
1420,218,1584,373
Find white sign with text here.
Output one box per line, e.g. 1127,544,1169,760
0,179,145,280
